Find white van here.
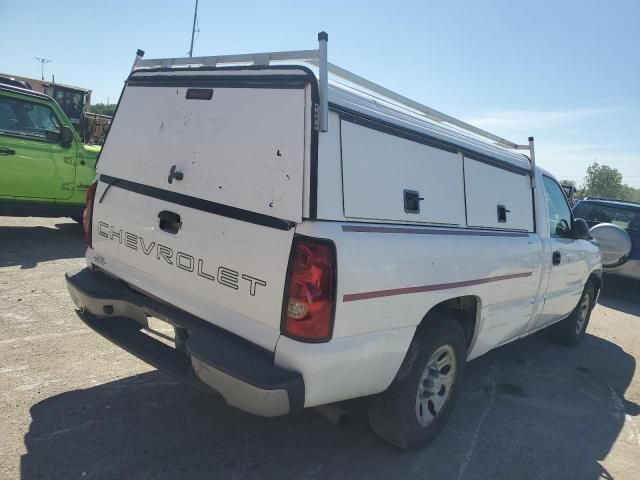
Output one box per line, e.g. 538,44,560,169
66,33,602,449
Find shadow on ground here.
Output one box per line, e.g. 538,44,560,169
21,332,637,480
0,221,84,269
598,276,640,316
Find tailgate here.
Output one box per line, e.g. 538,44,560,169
90,68,314,351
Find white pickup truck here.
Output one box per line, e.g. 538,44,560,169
65,34,602,449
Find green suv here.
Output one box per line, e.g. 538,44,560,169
0,83,99,219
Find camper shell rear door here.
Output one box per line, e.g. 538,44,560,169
90,67,316,351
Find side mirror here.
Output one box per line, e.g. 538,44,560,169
60,126,73,148
571,218,591,240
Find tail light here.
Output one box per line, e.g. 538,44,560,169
82,181,98,246
282,236,337,342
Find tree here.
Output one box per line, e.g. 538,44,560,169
581,162,624,199
621,184,640,203
88,103,117,116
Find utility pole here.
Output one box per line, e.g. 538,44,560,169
34,57,52,80
188,0,199,57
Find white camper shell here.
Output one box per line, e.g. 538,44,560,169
66,33,603,449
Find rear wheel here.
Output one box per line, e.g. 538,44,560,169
550,283,594,346
368,315,466,450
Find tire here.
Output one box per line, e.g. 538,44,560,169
549,282,594,346
368,314,467,450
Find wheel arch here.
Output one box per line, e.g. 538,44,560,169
418,295,482,354
587,269,603,305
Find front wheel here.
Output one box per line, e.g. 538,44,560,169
550,283,594,346
368,315,467,450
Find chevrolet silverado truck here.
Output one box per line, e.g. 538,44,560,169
65,34,603,449
0,83,99,219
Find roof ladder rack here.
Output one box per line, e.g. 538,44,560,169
131,31,536,179
131,33,329,132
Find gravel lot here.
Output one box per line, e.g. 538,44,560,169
1,216,639,480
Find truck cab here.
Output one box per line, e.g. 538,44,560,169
0,83,99,219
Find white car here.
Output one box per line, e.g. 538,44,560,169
66,33,602,449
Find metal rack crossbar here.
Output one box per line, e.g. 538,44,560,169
131,32,536,179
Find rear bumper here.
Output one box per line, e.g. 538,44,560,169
65,267,304,417
605,258,640,281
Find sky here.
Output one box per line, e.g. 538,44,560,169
1,0,638,186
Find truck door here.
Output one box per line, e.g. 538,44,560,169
538,175,587,325
0,95,76,200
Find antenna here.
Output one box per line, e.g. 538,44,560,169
34,57,52,81
188,0,199,57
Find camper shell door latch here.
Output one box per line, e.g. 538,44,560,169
404,190,424,214
168,165,184,184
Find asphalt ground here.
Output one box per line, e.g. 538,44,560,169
1,216,639,479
